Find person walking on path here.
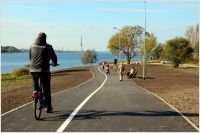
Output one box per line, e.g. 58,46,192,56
113,56,118,71
118,62,125,81
29,32,58,113
102,62,105,70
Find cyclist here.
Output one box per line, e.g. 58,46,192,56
29,32,58,113
104,63,110,75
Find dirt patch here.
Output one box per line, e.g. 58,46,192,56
128,64,199,127
1,66,92,114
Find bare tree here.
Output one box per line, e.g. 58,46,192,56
185,24,199,59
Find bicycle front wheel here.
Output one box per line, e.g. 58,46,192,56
34,99,41,120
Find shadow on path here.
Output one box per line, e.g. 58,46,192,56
39,110,199,121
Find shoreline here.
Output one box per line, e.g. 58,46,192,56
1,65,91,75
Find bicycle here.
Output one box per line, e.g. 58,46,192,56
33,63,59,120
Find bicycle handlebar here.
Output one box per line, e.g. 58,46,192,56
50,63,60,67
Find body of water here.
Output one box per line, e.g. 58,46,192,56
1,51,141,74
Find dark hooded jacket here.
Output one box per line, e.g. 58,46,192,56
29,33,57,72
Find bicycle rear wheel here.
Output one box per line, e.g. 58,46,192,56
34,98,41,120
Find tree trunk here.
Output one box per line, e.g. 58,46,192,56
194,48,199,59
174,63,179,68
125,54,131,64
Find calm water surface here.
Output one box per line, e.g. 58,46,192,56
1,51,141,74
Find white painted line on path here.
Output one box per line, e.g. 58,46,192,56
56,66,107,132
1,101,33,117
131,80,199,131
1,68,94,117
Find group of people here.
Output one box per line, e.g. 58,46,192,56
103,62,138,81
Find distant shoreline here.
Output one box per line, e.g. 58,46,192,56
2,65,91,75
2,51,142,74
1,45,111,54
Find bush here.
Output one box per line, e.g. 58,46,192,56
163,37,193,68
12,68,30,77
24,64,30,68
99,62,104,65
81,49,97,65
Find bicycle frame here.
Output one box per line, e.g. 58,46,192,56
34,77,45,120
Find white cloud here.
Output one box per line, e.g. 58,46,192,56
11,5,53,10
2,0,199,2
95,7,177,12
2,3,54,10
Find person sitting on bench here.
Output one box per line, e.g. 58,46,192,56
127,66,137,78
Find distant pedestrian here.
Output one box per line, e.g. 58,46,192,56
113,57,118,71
102,62,105,70
118,62,125,81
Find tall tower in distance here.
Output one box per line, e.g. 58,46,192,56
80,36,84,51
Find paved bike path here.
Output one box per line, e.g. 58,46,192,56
1,66,105,132
1,66,197,132
65,68,197,132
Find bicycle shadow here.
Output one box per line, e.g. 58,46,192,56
39,109,199,121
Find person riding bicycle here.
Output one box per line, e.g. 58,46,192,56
29,32,58,113
104,63,110,75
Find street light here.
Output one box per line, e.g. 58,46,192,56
150,44,158,60
113,27,121,62
143,0,147,80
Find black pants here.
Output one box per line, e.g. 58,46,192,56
31,72,52,108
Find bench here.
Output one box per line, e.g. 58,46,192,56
126,70,137,78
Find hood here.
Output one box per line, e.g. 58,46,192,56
35,32,47,46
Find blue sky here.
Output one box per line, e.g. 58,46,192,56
1,0,199,51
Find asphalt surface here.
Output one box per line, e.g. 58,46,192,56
1,66,198,132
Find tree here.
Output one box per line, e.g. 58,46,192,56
81,49,97,66
151,43,164,60
185,24,199,60
140,33,158,62
164,37,193,68
108,25,144,64
1,46,20,53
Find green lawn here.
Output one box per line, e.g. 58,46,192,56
2,73,32,87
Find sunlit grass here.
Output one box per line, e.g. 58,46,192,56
2,73,32,87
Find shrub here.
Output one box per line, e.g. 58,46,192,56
24,64,30,68
12,68,30,77
81,49,97,65
163,37,193,68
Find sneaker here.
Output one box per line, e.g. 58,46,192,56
32,91,39,99
46,107,53,113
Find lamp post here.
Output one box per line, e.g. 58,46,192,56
150,44,158,61
143,0,147,80
113,27,121,62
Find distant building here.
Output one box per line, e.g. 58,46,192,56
80,36,84,51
